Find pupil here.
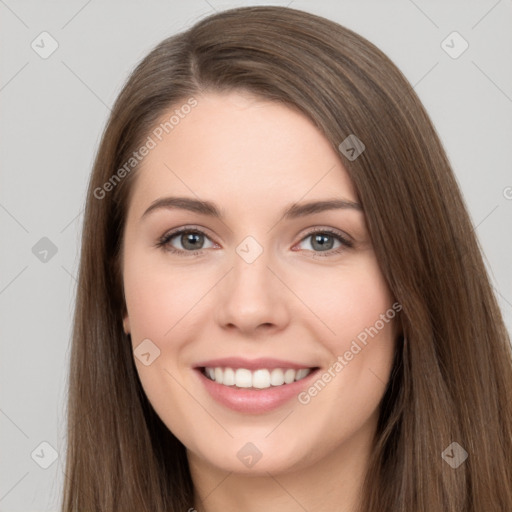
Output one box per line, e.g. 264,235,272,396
183,232,203,250
313,234,333,251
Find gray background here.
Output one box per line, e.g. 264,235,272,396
1,0,511,510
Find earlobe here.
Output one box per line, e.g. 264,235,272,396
123,315,130,335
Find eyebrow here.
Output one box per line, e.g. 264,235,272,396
141,196,363,221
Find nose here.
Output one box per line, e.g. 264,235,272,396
214,246,290,336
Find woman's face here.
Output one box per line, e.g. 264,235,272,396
122,90,399,476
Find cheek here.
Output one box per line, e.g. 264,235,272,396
299,254,398,399
123,255,201,425
124,271,169,338
123,253,204,338
300,255,395,343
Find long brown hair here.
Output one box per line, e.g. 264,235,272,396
62,5,512,511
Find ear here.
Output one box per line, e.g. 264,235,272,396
123,313,131,334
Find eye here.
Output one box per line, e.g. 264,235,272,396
155,226,353,258
295,228,353,257
155,227,216,256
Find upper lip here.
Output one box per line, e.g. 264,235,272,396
194,357,319,371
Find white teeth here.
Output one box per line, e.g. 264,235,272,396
235,368,252,388
223,367,235,386
295,368,311,381
284,368,296,384
270,368,285,386
203,366,313,389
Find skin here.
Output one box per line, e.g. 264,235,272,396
122,90,399,512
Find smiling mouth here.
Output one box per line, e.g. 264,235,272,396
200,366,319,390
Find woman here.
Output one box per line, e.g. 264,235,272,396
62,5,512,511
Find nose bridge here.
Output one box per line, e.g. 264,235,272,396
231,235,276,304
234,246,271,291
215,234,288,332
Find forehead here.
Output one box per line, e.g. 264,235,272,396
127,90,358,218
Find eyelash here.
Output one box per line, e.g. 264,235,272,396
155,225,354,258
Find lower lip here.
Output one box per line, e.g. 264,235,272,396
194,367,320,414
